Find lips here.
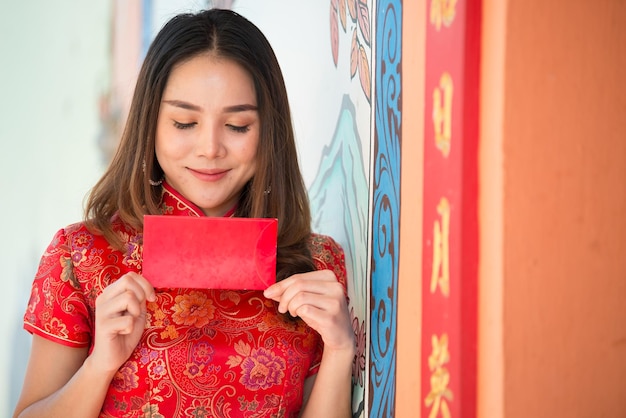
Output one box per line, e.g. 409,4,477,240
188,167,229,182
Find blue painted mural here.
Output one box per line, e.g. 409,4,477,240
369,0,402,417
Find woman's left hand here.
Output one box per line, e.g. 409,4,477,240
263,270,355,353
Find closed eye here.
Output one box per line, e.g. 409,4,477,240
227,124,250,133
173,121,196,130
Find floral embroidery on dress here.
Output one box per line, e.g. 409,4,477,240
192,341,215,364
23,183,348,417
142,403,165,418
60,255,81,289
184,361,205,379
139,347,158,365
240,347,286,390
45,317,69,338
112,361,139,392
351,306,366,387
72,230,94,250
258,312,298,332
172,290,216,327
184,398,212,418
148,358,167,380
121,231,143,269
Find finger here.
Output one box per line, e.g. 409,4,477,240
290,303,355,351
290,304,354,348
282,289,345,317
277,280,345,314
98,290,143,319
264,270,337,299
291,304,344,330
132,273,157,302
101,314,141,336
100,273,155,304
265,270,339,300
118,273,155,302
263,278,289,300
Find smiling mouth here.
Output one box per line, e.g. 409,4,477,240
188,167,229,181
190,167,228,175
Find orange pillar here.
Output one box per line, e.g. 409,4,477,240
479,0,626,417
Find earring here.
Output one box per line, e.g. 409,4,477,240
263,186,271,195
142,160,163,186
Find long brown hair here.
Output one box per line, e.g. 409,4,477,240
85,9,315,280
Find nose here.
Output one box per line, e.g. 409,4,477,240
196,125,225,158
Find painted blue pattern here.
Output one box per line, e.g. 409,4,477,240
369,0,402,417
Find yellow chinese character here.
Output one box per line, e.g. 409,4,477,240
433,72,453,158
430,0,458,31
430,197,450,296
425,333,453,418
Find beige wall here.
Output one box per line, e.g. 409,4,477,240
481,0,626,417
397,0,425,416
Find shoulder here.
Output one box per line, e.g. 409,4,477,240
45,220,131,257
37,222,106,284
308,233,344,259
43,222,91,252
308,233,347,289
50,221,102,249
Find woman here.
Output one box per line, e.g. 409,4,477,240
14,9,354,418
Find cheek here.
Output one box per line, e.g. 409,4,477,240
245,144,259,164
243,142,260,173
155,128,187,164
244,135,261,163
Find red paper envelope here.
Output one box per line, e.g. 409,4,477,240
142,215,277,290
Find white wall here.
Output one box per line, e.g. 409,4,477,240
231,1,371,187
0,2,111,414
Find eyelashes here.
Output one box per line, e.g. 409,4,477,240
172,121,250,133
173,121,196,130
227,124,250,133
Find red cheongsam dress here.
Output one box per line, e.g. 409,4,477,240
23,182,348,417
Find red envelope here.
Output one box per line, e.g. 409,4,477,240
142,215,277,290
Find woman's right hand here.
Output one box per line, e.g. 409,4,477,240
90,272,156,374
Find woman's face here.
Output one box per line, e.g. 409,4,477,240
155,53,260,216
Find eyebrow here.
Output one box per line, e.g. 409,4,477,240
162,100,258,113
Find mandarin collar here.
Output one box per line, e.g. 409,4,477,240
159,182,236,217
